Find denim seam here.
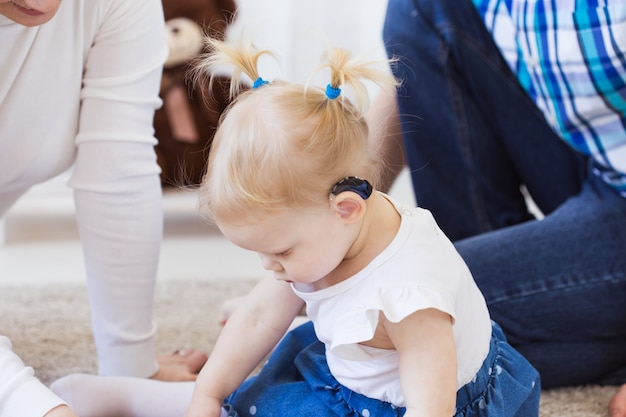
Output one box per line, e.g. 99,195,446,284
487,271,626,306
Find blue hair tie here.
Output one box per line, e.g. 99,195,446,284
325,84,341,100
252,77,269,89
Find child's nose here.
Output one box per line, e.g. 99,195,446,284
260,255,283,272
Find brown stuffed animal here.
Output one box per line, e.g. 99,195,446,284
155,0,237,187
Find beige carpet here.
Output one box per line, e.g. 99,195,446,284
0,280,617,416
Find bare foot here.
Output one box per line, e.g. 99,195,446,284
610,384,626,417
151,349,208,382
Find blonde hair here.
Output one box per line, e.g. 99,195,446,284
195,35,397,224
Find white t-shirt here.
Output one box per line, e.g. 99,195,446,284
293,199,492,408
0,1,167,415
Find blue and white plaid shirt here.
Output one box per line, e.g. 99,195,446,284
472,0,626,196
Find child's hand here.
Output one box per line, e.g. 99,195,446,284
184,394,225,417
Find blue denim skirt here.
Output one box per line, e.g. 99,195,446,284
224,321,540,417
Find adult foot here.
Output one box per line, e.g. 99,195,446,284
151,349,208,381
610,384,626,417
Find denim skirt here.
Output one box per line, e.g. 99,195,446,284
224,321,540,417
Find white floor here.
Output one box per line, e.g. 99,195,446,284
0,169,415,286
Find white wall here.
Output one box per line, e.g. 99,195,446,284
228,0,390,83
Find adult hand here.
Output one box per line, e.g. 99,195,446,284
151,349,209,382
610,384,626,417
44,405,79,417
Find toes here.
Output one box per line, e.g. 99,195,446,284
184,349,209,372
159,349,208,373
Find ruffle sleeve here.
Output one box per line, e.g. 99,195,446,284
329,284,457,360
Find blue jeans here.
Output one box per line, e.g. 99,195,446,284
383,0,626,388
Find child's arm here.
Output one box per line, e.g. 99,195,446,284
185,276,304,417
382,308,457,417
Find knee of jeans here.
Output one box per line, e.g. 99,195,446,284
383,0,446,57
412,0,476,27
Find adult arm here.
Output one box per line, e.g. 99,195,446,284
382,308,457,417
68,0,168,378
185,277,304,417
0,336,77,417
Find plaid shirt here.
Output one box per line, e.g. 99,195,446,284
472,0,626,195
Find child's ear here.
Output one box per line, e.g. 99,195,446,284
331,193,367,222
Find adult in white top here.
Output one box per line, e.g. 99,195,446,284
0,1,206,416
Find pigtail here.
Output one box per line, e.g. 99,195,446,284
192,34,276,101
300,47,398,190
310,47,398,114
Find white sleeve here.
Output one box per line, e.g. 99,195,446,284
69,141,163,378
68,0,168,378
0,336,66,417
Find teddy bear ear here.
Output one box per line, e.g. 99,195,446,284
164,17,204,69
